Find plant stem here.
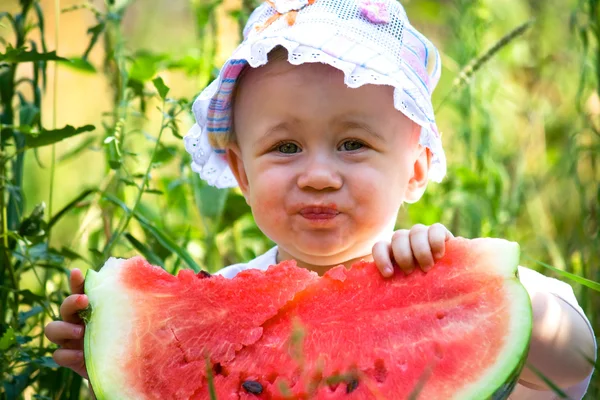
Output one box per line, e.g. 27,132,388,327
47,0,60,243
38,0,61,352
0,5,20,325
0,150,8,321
102,99,168,260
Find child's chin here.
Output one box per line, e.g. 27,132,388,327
287,241,371,265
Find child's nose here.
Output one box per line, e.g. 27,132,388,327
296,155,343,191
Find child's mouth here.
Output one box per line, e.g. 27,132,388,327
299,206,340,220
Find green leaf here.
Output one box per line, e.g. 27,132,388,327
83,22,106,60
16,335,33,345
13,243,65,266
18,306,43,325
523,256,600,292
17,289,46,305
152,144,177,165
58,247,93,266
124,233,165,267
144,188,164,195
58,136,97,163
0,46,67,63
18,203,47,238
18,101,40,127
3,366,34,399
25,124,95,148
222,192,251,228
32,356,60,369
193,175,229,221
119,178,138,187
130,51,168,82
0,327,16,350
153,77,169,100
194,0,220,30
49,189,96,228
102,194,202,272
58,57,96,73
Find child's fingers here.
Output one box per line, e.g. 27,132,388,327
70,268,85,295
372,241,394,278
428,223,450,260
53,349,88,379
45,321,85,347
391,230,417,274
409,224,434,271
60,294,88,323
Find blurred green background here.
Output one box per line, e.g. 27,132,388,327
1,0,598,398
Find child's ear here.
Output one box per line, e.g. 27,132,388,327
404,146,431,204
225,143,250,201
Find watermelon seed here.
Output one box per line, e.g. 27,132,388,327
436,311,446,320
212,363,226,376
242,380,263,395
197,270,212,279
346,378,359,393
374,359,388,383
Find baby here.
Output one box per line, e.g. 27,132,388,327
46,0,596,398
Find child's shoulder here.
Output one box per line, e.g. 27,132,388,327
214,246,278,279
517,266,580,309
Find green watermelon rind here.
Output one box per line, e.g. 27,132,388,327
83,268,106,400
83,258,136,400
453,240,533,400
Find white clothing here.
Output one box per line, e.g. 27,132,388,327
216,247,596,399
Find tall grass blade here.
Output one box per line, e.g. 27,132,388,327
205,357,218,400
102,193,201,272
407,362,434,400
436,19,535,112
525,364,569,398
48,188,97,228
124,232,164,267
523,255,600,292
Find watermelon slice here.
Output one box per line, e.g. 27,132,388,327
81,238,532,399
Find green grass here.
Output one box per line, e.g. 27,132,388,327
0,0,598,398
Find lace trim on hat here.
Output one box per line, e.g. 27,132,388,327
184,124,238,188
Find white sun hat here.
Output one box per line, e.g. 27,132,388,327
184,0,446,188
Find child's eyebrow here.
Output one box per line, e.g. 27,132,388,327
336,119,385,141
257,120,296,142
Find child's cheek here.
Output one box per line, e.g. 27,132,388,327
352,176,398,231
249,184,286,227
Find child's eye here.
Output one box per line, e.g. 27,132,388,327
276,142,301,154
339,140,364,151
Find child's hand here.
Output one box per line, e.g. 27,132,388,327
373,224,453,278
44,268,89,379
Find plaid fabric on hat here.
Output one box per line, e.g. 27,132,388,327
184,0,445,188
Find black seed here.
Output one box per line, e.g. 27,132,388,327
242,380,263,394
346,378,359,394
213,363,222,375
197,270,212,279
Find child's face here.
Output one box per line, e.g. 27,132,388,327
227,60,430,267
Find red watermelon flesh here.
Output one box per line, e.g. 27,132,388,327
226,251,514,398
82,238,531,399
82,257,318,399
